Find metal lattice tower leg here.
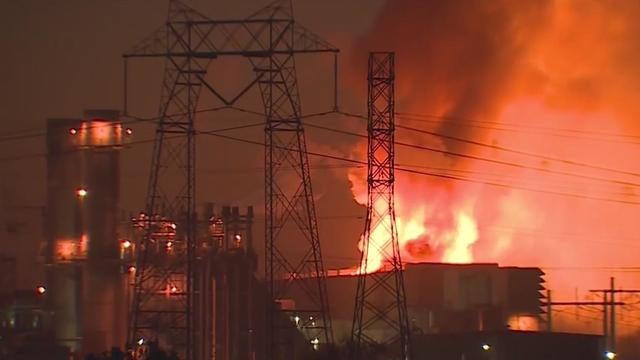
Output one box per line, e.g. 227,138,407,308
351,52,412,360
126,2,213,359
248,4,335,358
124,1,337,359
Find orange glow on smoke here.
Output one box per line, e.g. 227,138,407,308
345,2,640,330
351,173,480,273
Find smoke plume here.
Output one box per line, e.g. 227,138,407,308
344,0,640,334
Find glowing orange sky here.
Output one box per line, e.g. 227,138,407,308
345,0,640,335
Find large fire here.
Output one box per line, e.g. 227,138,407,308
343,0,640,338
349,168,480,273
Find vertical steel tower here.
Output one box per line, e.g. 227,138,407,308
124,1,337,359
125,3,211,360
351,53,411,360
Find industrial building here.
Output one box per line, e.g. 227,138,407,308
290,263,546,342
125,204,318,360
45,109,130,356
0,255,62,359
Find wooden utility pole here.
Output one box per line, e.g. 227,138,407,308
544,289,623,340
546,278,640,354
589,277,640,353
546,289,552,331
543,298,623,331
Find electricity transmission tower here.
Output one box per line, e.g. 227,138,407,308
351,52,411,360
123,1,337,359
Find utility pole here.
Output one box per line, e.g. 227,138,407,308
589,277,640,354
610,278,615,352
546,289,552,331
603,290,608,348
542,289,623,336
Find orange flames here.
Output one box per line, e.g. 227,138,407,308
343,0,640,321
349,170,480,273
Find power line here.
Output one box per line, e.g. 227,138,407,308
307,117,640,189
395,123,640,179
7,107,640,204
395,111,640,144
0,122,265,162
316,109,640,181
199,130,640,205
478,224,640,250
0,105,266,162
337,111,640,185
8,107,640,187
0,112,151,143
0,105,256,144
6,114,640,204
392,164,633,198
0,106,331,156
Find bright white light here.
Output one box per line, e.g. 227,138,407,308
482,344,491,351
605,351,616,359
122,240,132,249
76,188,88,197
294,316,300,325
36,286,46,295
137,338,144,346
311,338,320,351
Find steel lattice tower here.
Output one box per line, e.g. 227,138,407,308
125,3,212,360
124,1,337,359
351,53,411,360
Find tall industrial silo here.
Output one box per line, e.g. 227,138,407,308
45,110,131,356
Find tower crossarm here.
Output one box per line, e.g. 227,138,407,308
123,20,338,59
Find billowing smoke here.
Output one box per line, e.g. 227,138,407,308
344,0,640,333
349,0,554,153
